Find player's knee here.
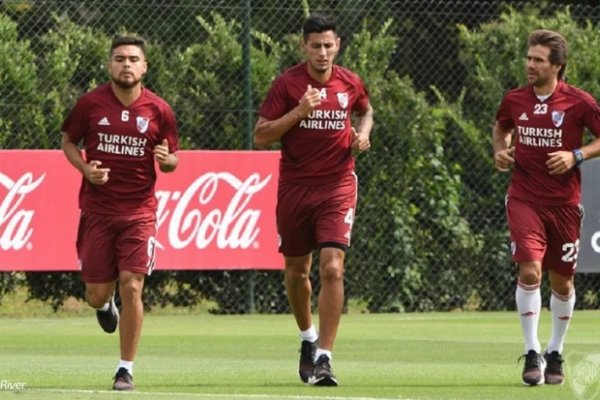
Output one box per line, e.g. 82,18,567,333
284,258,311,281
552,287,573,298
319,262,343,282
85,290,111,308
285,268,309,281
551,281,574,298
518,272,541,286
119,278,143,303
518,264,541,285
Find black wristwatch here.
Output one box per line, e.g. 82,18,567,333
573,148,584,167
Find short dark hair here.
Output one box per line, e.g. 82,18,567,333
303,13,337,40
528,29,568,80
110,35,146,57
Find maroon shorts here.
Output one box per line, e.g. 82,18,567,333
76,211,157,283
506,196,583,277
276,173,357,256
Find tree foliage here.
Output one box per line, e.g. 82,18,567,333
2,4,600,311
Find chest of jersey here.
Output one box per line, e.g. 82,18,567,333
87,103,160,158
511,97,582,150
295,86,353,133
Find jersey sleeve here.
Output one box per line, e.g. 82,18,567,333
352,77,370,113
581,93,600,138
160,103,180,153
258,76,289,121
495,95,515,131
61,96,90,143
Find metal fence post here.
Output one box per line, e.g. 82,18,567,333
243,0,256,314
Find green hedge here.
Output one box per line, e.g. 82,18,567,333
2,5,600,312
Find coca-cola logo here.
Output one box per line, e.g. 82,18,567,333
0,172,45,250
156,172,272,250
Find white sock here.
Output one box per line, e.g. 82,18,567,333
315,348,332,362
96,302,110,312
116,360,133,375
299,325,318,343
547,290,575,354
516,281,541,354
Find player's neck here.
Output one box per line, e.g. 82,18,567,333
307,65,333,85
111,82,143,107
532,79,558,97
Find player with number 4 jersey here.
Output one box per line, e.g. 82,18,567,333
254,13,373,386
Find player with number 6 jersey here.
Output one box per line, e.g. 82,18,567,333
63,83,178,215
61,35,179,391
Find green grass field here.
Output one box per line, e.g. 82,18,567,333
1,309,599,400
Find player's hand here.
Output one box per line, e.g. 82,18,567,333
493,147,515,172
84,160,110,185
153,139,170,166
297,84,321,118
351,127,370,153
547,150,576,175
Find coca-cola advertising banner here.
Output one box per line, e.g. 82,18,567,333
0,150,283,271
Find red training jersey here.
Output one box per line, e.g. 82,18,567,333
62,83,179,215
258,62,370,185
496,80,600,205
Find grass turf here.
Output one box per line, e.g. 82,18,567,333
0,311,598,399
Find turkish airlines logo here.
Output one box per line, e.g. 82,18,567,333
155,172,272,250
0,172,45,250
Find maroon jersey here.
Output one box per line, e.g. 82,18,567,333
258,62,370,185
496,80,600,205
62,84,179,215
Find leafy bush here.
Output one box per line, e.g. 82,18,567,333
4,3,600,313
0,13,43,148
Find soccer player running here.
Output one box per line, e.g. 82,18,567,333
493,29,600,386
61,35,179,390
254,13,373,386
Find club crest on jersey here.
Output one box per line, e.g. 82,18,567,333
337,92,348,109
551,110,565,128
136,116,150,134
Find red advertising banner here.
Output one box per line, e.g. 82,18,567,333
0,150,283,271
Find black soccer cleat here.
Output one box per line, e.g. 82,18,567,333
113,367,134,391
520,350,545,386
298,340,317,383
308,354,338,386
544,351,565,385
96,296,119,334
